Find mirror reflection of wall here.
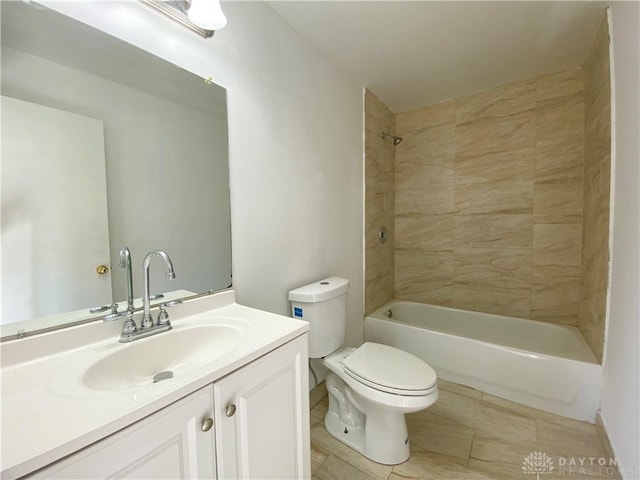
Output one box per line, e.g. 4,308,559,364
2,96,112,323
0,2,231,331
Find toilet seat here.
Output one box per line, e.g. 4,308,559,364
342,342,437,396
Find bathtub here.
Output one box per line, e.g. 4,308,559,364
364,300,602,422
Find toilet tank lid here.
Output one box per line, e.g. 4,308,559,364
288,277,349,302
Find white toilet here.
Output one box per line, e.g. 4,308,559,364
289,277,438,465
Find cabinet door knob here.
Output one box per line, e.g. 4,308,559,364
225,404,236,417
201,417,214,432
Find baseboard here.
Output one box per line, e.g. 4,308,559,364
309,380,327,409
596,411,624,479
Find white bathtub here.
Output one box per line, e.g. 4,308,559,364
364,300,602,422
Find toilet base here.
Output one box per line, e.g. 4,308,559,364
324,372,411,465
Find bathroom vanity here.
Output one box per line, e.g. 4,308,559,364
0,291,310,479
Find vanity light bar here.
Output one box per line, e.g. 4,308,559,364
141,0,215,39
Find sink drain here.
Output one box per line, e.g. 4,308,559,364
153,371,174,383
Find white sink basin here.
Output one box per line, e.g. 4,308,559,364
83,325,242,391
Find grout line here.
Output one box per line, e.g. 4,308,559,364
466,432,475,468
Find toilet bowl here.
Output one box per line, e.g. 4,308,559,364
289,277,439,465
322,343,438,465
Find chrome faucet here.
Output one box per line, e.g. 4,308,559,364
119,246,135,313
141,250,175,328
103,248,177,343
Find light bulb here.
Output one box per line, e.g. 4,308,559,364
188,0,227,31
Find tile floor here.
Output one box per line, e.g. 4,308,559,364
310,380,621,480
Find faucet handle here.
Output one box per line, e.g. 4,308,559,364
121,311,137,334
91,303,118,314
156,300,183,326
156,306,170,326
103,311,125,322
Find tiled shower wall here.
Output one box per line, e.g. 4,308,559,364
364,17,611,360
393,67,586,323
581,16,611,362
364,90,395,313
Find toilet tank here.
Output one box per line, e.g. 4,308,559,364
288,277,349,359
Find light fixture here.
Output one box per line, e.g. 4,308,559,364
141,0,227,39
187,0,227,31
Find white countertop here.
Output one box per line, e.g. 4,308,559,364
0,290,308,479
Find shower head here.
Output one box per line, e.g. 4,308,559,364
381,131,403,145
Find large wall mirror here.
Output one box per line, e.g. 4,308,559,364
0,2,231,338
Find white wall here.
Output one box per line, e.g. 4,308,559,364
42,1,365,345
601,3,640,478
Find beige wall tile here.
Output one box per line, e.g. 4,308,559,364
365,274,394,315
530,285,581,325
455,147,534,184
454,248,532,289
397,99,456,133
454,214,532,249
396,284,454,307
396,181,454,215
395,123,455,165
532,265,581,287
534,181,583,216
396,214,453,251
395,161,454,186
365,191,393,239
365,148,394,195
533,223,582,267
366,64,610,333
395,249,453,306
536,93,584,140
535,134,584,183
395,249,453,280
453,282,531,318
455,179,533,214
456,110,535,156
579,13,611,362
365,89,394,132
584,17,610,111
536,68,584,102
456,79,535,124
364,90,395,314
365,244,393,282
534,214,583,224
580,296,606,363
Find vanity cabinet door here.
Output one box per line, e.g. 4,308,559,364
213,335,310,480
28,386,216,479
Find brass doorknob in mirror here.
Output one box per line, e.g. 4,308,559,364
201,417,214,432
96,265,109,275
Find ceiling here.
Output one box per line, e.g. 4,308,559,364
268,1,607,113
